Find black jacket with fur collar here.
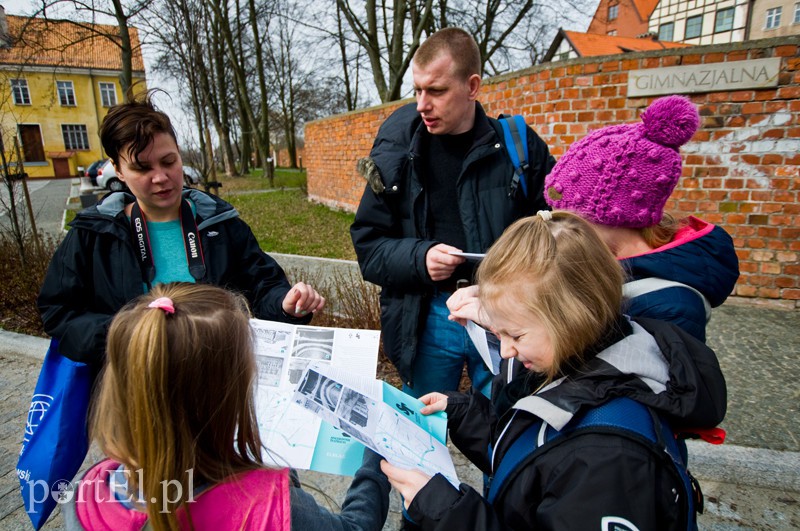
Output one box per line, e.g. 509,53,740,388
350,102,555,387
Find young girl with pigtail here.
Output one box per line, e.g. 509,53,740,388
65,282,389,531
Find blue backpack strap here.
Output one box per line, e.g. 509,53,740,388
498,115,529,198
487,417,541,503
487,398,697,530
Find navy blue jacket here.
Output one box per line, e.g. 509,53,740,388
623,216,739,341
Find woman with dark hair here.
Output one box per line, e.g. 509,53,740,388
38,92,324,365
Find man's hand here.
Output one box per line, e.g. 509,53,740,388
282,282,325,317
425,244,466,281
380,461,433,509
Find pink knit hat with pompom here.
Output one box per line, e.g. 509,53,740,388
544,95,700,228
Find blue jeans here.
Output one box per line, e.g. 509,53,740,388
403,292,493,399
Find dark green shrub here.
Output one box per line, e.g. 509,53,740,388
0,232,59,336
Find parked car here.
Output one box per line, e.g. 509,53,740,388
85,158,109,187
96,160,126,191
97,161,202,191
183,165,202,187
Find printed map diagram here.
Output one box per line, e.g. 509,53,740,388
256,387,319,470
294,363,459,487
374,406,457,485
250,318,381,476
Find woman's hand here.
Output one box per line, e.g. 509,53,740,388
380,461,432,509
418,392,448,415
446,285,490,328
282,282,325,317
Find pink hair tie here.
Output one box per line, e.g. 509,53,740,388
148,297,175,314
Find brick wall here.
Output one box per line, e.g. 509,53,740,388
306,36,800,306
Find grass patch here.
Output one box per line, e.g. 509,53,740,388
218,167,306,192
228,189,356,260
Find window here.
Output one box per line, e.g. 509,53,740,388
765,7,782,29
11,79,30,105
608,30,618,36
715,7,735,32
18,124,45,162
608,4,618,21
62,124,89,150
99,82,117,107
795,3,800,24
685,15,703,39
57,81,76,106
658,22,675,41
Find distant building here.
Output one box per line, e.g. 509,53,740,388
544,0,768,63
587,0,660,37
748,0,800,39
0,8,146,178
543,29,689,62
648,0,751,45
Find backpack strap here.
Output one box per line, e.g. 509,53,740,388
623,277,712,323
498,115,529,198
487,398,698,530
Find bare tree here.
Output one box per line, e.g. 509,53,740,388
336,0,592,101
336,0,434,103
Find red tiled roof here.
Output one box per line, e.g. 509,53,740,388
0,15,145,72
564,30,690,57
632,0,660,20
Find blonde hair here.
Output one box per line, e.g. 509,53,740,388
641,211,682,249
91,283,262,531
477,211,624,383
414,27,481,79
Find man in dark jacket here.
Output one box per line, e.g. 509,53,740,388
350,28,555,397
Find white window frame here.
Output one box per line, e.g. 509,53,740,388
608,4,618,21
56,80,76,106
99,82,117,107
685,15,703,39
794,3,800,24
61,124,90,150
11,79,31,105
715,7,735,33
766,7,782,29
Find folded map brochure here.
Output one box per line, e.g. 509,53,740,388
293,362,459,487
250,318,381,476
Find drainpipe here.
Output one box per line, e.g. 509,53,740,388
744,0,755,41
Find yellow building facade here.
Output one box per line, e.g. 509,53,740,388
0,10,146,179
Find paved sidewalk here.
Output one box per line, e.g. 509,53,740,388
1,300,798,529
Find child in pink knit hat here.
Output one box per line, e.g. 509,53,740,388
545,95,739,342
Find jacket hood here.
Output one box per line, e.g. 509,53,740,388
70,189,239,234
512,317,726,431
624,217,739,307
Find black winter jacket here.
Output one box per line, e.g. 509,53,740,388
38,189,309,364
407,317,727,530
350,102,555,387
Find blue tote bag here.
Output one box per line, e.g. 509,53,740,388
17,338,94,529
